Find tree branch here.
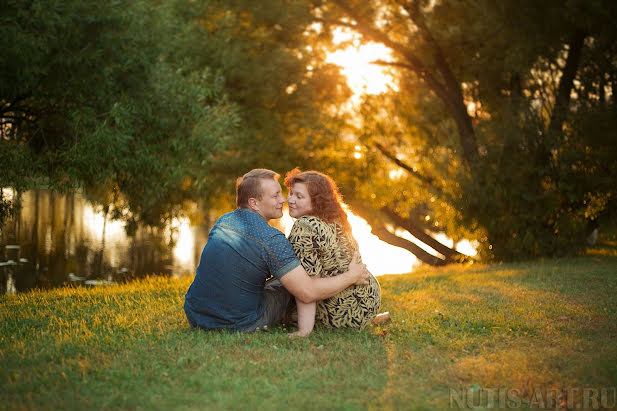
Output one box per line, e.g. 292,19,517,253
330,0,478,167
370,59,414,71
349,200,447,266
371,225,447,266
373,142,439,187
547,30,586,139
380,206,469,261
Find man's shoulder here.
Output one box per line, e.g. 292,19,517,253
218,209,285,241
215,210,238,224
218,209,261,226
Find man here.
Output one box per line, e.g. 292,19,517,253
184,169,369,332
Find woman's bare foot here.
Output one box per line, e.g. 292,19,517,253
288,330,312,338
373,312,391,325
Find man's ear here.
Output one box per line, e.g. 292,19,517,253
248,197,259,211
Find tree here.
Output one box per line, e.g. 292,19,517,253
1,0,358,234
301,0,617,261
0,0,239,226
181,1,353,189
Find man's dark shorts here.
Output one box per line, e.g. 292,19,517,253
185,279,292,333
242,278,292,332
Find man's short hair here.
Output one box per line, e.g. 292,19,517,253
236,169,280,208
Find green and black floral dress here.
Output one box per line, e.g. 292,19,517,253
288,216,381,329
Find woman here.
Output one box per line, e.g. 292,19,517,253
284,168,385,337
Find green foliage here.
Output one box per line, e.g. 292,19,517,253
0,0,239,226
3,0,616,261
305,0,617,261
1,0,353,228
455,0,617,259
179,0,352,179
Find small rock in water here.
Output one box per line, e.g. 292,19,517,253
68,273,86,282
84,279,115,286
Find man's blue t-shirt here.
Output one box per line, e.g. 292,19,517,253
184,208,300,331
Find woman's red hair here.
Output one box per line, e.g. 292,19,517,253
284,168,352,233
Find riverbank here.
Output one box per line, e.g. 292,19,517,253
2,250,616,410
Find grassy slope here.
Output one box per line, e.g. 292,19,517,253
1,249,616,410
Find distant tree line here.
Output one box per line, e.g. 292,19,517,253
1,0,340,229
2,0,616,262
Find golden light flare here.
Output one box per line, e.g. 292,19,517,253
347,211,419,275
326,28,397,98
281,209,418,275
389,169,405,180
171,217,195,268
2,188,15,201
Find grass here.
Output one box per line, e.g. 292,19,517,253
1,247,617,410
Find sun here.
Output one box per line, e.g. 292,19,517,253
326,28,396,98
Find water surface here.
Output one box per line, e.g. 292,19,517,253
0,190,210,294
1,190,423,295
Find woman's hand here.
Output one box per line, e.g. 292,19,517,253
348,252,369,286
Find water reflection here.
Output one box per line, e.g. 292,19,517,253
0,190,209,294
1,190,465,295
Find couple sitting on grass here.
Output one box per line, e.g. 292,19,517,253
184,168,389,337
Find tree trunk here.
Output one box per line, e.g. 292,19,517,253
380,207,468,262
370,225,447,266
547,30,586,139
348,201,448,266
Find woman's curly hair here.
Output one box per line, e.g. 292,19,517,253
284,168,352,233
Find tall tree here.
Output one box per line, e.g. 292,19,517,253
300,0,617,261
1,0,238,226
1,0,354,230
183,0,352,190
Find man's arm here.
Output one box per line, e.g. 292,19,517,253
280,253,368,303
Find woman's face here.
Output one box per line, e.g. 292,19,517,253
287,182,313,218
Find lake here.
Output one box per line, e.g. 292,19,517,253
0,190,421,295
0,190,211,294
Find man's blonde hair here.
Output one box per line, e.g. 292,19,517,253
236,169,280,208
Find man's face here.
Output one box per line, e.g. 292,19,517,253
252,178,285,220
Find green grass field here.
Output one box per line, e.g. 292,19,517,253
2,248,616,410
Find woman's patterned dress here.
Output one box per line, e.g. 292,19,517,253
288,216,381,329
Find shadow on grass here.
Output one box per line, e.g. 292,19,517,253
372,255,617,409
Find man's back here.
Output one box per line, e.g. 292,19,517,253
184,208,299,331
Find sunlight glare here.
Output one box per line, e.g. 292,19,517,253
347,212,418,275
83,205,126,242
389,169,404,180
455,239,478,257
2,188,15,202
432,233,478,257
326,28,396,97
281,209,418,275
82,204,126,265
172,217,195,267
